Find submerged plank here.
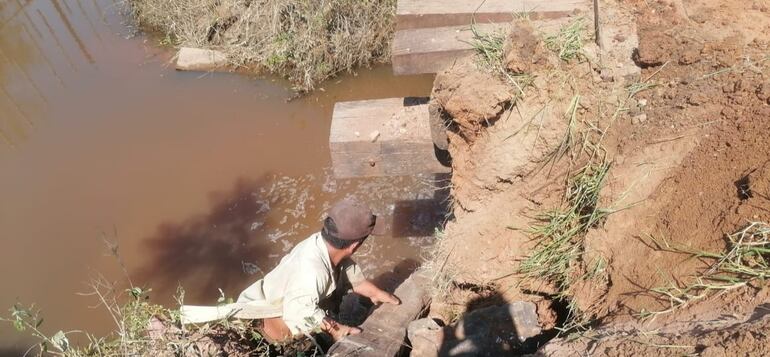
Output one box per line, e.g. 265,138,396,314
396,0,590,30
330,98,450,178
327,271,431,357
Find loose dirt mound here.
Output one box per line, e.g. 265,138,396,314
580,0,770,327
427,0,770,354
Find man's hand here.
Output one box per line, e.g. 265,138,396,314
370,290,401,305
321,317,361,341
352,280,401,306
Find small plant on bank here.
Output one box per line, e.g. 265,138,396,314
544,17,587,62
640,221,770,321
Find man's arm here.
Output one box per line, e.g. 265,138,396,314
279,261,364,342
352,280,401,305
263,315,360,342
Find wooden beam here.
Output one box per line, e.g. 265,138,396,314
396,0,590,30
327,271,431,357
392,18,571,75
330,98,451,178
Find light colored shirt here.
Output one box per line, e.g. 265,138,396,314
180,232,365,335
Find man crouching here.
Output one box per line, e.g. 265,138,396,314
180,198,400,342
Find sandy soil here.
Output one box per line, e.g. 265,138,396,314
427,0,770,354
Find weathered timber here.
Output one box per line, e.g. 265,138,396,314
176,47,228,71
392,23,505,75
327,271,431,357
330,98,451,178
392,18,574,75
396,0,590,30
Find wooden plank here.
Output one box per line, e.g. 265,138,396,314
330,98,451,178
327,271,431,357
392,18,570,75
392,23,504,75
396,0,590,30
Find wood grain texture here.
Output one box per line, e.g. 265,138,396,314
392,18,571,75
396,0,590,30
330,98,450,178
327,271,431,357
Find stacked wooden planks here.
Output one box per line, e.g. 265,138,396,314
392,0,592,75
329,97,450,178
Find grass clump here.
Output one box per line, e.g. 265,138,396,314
544,17,587,62
520,160,611,290
641,222,770,320
517,159,611,333
128,0,396,91
468,24,535,96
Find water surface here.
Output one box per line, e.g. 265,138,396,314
0,0,440,351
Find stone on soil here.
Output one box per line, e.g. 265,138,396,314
408,302,542,356
407,318,443,357
176,47,228,71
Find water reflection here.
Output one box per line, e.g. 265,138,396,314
0,0,109,148
137,171,449,304
50,0,95,64
0,1,37,147
137,175,281,302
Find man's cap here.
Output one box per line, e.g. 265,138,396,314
327,199,386,240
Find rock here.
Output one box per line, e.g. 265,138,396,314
369,130,380,143
428,102,450,150
701,346,727,357
176,47,228,71
638,99,648,107
632,113,647,125
407,318,443,357
440,302,542,356
756,82,770,103
432,61,514,141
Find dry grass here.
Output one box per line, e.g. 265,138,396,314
129,0,396,91
640,222,770,321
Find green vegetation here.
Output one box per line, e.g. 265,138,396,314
3,272,319,356
129,0,396,91
520,161,611,291
544,17,587,62
640,222,770,321
3,284,320,356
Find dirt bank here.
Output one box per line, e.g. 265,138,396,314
425,0,770,354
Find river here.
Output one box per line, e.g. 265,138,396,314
0,0,442,353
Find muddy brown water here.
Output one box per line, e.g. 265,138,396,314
0,0,442,352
